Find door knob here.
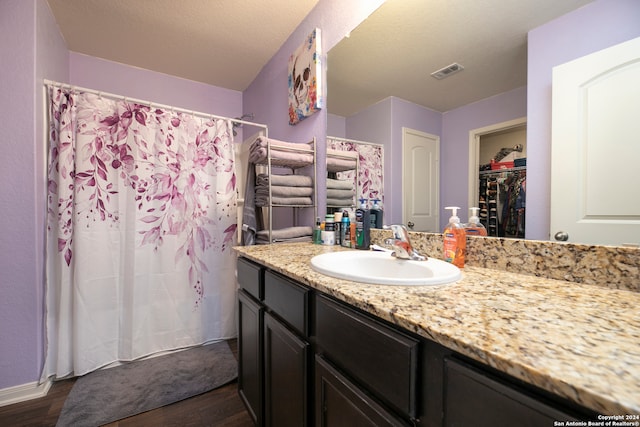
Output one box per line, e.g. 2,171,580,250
554,231,569,241
407,221,415,229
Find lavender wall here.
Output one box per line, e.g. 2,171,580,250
335,86,521,227
389,98,442,224
441,87,527,230
0,0,383,393
0,0,68,390
526,0,640,240
243,0,384,217
327,113,346,138
4,0,636,396
70,53,242,121
344,97,442,224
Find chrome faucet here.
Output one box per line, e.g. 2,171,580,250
383,224,426,261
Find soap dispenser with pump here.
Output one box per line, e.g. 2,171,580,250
464,207,487,236
443,206,466,268
355,198,371,250
370,199,383,229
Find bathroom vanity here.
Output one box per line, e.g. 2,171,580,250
234,240,640,426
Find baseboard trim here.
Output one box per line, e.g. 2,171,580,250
0,380,52,407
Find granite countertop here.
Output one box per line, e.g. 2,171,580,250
234,242,640,416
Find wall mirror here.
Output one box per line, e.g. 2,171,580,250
324,0,640,246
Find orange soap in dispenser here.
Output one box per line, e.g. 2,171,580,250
465,207,487,236
443,206,466,268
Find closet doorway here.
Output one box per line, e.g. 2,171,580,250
468,118,527,238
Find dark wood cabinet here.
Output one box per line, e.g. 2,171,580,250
238,289,264,425
236,259,310,426
237,257,265,425
236,257,597,427
264,270,310,336
315,355,409,427
315,294,419,419
443,358,588,427
264,312,310,427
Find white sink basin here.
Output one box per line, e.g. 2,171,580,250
310,251,461,286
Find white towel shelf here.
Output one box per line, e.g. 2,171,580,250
250,136,317,244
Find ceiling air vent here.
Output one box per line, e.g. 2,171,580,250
431,63,464,80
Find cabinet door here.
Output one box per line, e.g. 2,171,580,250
444,358,582,427
315,294,419,418
264,312,309,427
315,355,410,427
238,290,264,426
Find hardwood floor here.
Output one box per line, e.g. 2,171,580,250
0,339,254,427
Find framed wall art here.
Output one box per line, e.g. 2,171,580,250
288,28,322,125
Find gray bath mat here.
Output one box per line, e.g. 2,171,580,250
56,340,237,426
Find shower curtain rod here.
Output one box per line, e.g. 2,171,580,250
43,79,266,131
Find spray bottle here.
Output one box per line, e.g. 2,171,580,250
443,206,466,268
341,211,351,248
464,207,487,236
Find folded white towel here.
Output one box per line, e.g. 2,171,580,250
326,178,354,190
249,147,314,167
256,185,313,198
251,136,313,152
326,188,355,199
256,236,313,244
327,198,355,207
327,148,358,159
256,226,313,242
327,156,357,173
256,196,313,207
257,174,314,187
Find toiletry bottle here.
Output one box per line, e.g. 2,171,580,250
322,214,335,245
355,198,371,250
334,211,343,246
349,212,357,248
313,216,322,244
341,212,351,248
370,199,383,229
443,206,466,268
464,207,487,236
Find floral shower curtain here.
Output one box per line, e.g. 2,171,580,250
43,85,238,378
327,137,384,203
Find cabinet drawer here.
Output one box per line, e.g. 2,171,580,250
315,355,409,427
237,257,263,300
264,270,309,336
315,294,419,418
444,358,582,426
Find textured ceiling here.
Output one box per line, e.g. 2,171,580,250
46,0,319,91
47,0,594,116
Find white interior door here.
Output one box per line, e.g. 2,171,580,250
551,36,640,245
403,128,439,232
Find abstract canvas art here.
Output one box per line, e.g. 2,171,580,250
288,28,322,125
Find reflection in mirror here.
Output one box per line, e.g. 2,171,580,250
325,0,621,244
325,137,384,226
477,126,527,238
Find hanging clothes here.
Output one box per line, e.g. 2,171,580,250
478,169,526,237
501,171,526,237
